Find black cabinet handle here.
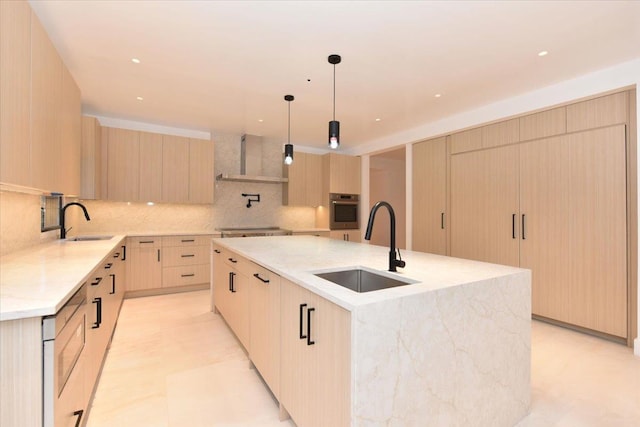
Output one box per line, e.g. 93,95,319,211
228,258,237,263
121,245,126,261
181,239,195,243
157,249,161,262
181,254,195,258
72,410,84,427
140,240,154,244
104,263,113,269
299,303,307,339
441,212,445,230
92,297,102,329
113,252,120,258
229,272,236,292
91,277,102,286
512,214,516,239
109,274,115,295
253,273,269,284
307,307,315,346
521,214,526,240
214,249,221,254
181,273,195,277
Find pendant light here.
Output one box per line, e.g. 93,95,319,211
284,94,294,165
328,54,341,149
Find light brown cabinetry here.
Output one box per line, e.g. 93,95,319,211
214,252,250,349
0,0,31,187
138,132,163,201
283,152,323,206
162,135,190,203
106,128,140,201
161,235,211,288
248,262,281,397
280,277,350,427
189,138,215,204
412,137,447,255
323,153,361,194
566,91,628,132
81,117,102,199
450,125,628,338
60,66,82,196
127,237,161,291
329,230,361,242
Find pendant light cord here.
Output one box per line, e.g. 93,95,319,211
288,100,291,143
333,64,336,120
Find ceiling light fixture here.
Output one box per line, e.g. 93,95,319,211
131,58,140,64
435,93,442,98
328,54,341,149
136,96,143,101
538,50,548,57
375,118,381,122
284,94,294,165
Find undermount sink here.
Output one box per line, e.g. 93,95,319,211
65,235,113,242
314,267,417,293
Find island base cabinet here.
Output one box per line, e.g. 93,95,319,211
280,278,351,427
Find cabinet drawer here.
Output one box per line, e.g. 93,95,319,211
223,252,250,273
128,236,161,248
248,262,277,285
162,264,210,287
162,235,211,247
162,245,209,267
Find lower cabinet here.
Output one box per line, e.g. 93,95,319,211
127,235,211,294
329,230,361,242
211,246,350,427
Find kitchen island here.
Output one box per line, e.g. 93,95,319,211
211,235,531,427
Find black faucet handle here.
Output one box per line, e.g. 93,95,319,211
395,259,406,269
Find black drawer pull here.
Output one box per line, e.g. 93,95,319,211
441,212,445,230
113,252,120,258
214,249,221,254
181,273,195,277
73,410,84,427
91,277,102,286
228,258,237,263
109,274,116,294
307,307,315,346
522,214,526,240
121,245,126,261
512,214,516,239
229,272,236,292
181,254,195,258
140,240,154,244
92,297,102,328
299,303,307,339
253,273,269,284
104,263,113,269
181,239,195,243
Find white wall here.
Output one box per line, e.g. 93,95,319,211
355,59,640,355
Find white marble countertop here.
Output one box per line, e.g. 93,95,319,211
0,235,126,321
77,231,219,237
212,236,528,311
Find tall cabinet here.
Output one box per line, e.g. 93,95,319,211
448,91,632,340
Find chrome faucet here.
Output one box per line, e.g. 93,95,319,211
364,201,406,272
60,202,91,239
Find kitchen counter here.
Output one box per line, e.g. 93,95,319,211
213,236,531,426
0,235,126,321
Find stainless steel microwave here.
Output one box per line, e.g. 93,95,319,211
330,193,359,230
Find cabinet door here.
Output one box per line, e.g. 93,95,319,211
60,66,81,196
412,137,446,254
327,153,361,194
248,264,281,397
211,245,228,314
280,278,350,427
305,153,323,207
81,116,102,199
225,268,250,349
450,145,520,267
127,238,162,291
283,152,307,206
139,131,163,202
162,135,189,203
0,0,31,187
189,138,214,204
106,128,139,201
30,13,62,191
329,230,361,242
520,125,627,338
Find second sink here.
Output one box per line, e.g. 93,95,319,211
65,235,113,242
314,267,416,293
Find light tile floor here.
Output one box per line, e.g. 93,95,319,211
87,290,640,427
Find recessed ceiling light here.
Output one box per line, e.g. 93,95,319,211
258,119,264,123
375,118,381,122
136,96,143,101
131,58,141,64
538,51,548,57
434,93,442,98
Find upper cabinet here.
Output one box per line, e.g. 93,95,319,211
323,153,361,195
100,126,214,204
0,1,81,194
283,152,323,207
0,0,31,187
81,116,102,199
566,91,629,133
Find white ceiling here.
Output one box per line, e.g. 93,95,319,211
29,0,640,152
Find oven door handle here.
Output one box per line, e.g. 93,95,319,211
332,200,359,205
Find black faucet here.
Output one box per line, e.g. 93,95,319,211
364,201,406,272
60,202,91,239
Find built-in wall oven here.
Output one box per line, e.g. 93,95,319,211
329,193,359,230
43,284,87,427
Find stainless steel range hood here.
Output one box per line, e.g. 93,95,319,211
216,134,288,184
